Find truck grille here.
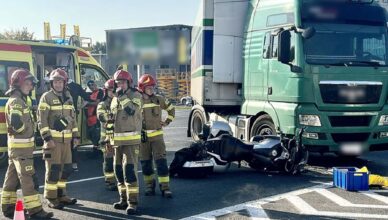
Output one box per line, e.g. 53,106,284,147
331,133,370,143
329,116,371,127
319,81,382,104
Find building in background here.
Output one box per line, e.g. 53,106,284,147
106,24,192,81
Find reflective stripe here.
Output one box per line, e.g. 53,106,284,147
166,105,174,111
9,137,35,143
14,124,25,133
57,181,66,188
143,103,160,108
127,187,139,193
38,103,50,110
114,134,141,141
51,130,72,138
72,127,78,132
8,141,34,148
132,98,141,106
10,110,23,115
167,115,174,120
45,183,58,191
146,130,163,137
120,99,131,107
50,105,74,111
40,127,50,133
119,185,126,192
24,194,41,209
143,175,154,182
1,191,17,205
115,131,139,136
158,176,170,183
104,172,115,178
23,109,30,114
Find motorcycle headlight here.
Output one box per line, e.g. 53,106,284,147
379,115,388,126
299,115,321,127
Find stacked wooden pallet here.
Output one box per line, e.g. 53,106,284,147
156,69,190,103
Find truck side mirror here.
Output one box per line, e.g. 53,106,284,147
278,30,291,64
302,27,316,39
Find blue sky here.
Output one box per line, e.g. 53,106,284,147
0,0,200,42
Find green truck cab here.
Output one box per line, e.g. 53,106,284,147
0,40,110,167
188,0,388,156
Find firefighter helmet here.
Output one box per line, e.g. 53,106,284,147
137,74,156,93
6,69,37,95
104,79,115,90
49,68,68,82
113,70,132,84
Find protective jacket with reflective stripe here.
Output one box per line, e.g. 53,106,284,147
142,94,175,137
5,91,35,150
97,97,113,144
37,89,79,143
111,89,142,146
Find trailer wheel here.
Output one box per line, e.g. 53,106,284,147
190,109,207,141
250,115,276,138
0,152,8,167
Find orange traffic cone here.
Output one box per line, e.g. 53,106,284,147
13,199,25,220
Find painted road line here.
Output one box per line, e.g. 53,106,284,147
315,188,388,209
287,195,388,219
182,184,331,220
362,191,388,205
0,171,144,194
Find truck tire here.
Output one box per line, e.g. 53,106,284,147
0,152,8,167
190,109,207,141
250,115,276,138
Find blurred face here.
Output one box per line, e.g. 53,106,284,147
88,83,97,91
116,80,128,91
144,86,154,96
107,89,114,98
20,79,34,95
53,79,65,92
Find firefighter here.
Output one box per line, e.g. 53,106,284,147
1,69,53,219
110,70,142,215
138,74,175,198
96,79,116,191
37,69,79,209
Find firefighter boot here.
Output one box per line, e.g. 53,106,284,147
113,185,128,210
145,178,156,196
59,196,77,206
2,206,14,219
126,203,138,215
47,199,64,210
160,183,173,198
29,209,54,219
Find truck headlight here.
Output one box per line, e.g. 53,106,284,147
379,115,388,126
299,115,321,127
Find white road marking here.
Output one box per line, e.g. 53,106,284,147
182,184,331,220
362,191,388,205
184,183,388,220
315,188,388,209
288,195,388,219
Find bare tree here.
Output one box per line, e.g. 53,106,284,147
1,27,35,40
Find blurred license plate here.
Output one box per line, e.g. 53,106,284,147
340,143,363,155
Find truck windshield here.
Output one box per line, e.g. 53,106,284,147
301,2,388,66
304,23,388,66
0,61,30,96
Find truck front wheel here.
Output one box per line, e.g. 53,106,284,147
190,109,207,141
250,115,276,138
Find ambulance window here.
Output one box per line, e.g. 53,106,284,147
80,65,106,89
0,61,30,96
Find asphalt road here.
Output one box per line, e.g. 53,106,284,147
0,109,387,219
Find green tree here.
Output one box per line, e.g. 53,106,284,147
0,27,35,40
92,41,107,54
